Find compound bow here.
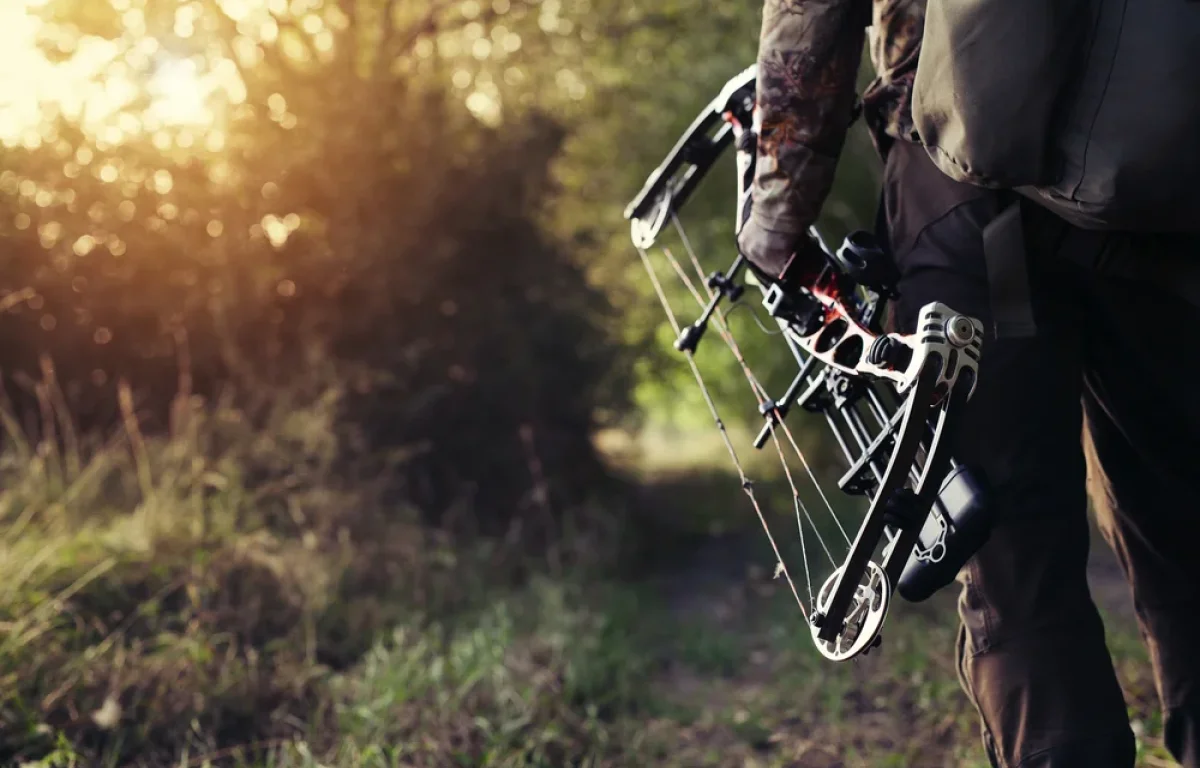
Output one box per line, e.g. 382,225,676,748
624,66,993,662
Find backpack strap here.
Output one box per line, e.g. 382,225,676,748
982,197,1038,339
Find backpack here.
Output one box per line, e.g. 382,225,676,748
912,0,1200,233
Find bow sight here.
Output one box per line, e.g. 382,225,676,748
624,66,994,661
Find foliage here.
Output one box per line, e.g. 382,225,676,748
0,0,634,531
0,0,896,514
0,370,375,765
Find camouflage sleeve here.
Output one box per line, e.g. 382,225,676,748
751,0,869,236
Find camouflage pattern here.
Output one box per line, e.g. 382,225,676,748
738,0,925,278
862,0,924,154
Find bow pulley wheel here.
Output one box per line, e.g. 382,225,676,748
811,561,890,662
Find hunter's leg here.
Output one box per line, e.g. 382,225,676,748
884,140,1135,768
1083,245,1200,768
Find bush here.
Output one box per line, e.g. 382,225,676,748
0,2,628,538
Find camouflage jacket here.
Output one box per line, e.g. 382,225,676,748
739,0,923,276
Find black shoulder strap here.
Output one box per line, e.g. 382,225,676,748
982,198,1038,339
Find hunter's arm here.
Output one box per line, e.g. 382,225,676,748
744,0,868,272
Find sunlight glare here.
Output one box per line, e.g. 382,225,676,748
147,56,214,127
0,1,242,150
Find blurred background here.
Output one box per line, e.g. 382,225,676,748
0,1,1164,766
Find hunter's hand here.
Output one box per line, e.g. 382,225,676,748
737,215,802,280
737,215,829,289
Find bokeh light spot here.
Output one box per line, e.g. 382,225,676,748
262,214,290,247
73,235,97,256
153,169,174,194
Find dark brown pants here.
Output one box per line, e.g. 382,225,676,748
883,140,1200,768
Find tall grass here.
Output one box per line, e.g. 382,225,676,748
0,360,650,767
0,361,427,766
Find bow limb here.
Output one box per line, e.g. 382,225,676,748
814,352,941,643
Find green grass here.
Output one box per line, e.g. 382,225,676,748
0,371,437,767
0,383,1175,766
